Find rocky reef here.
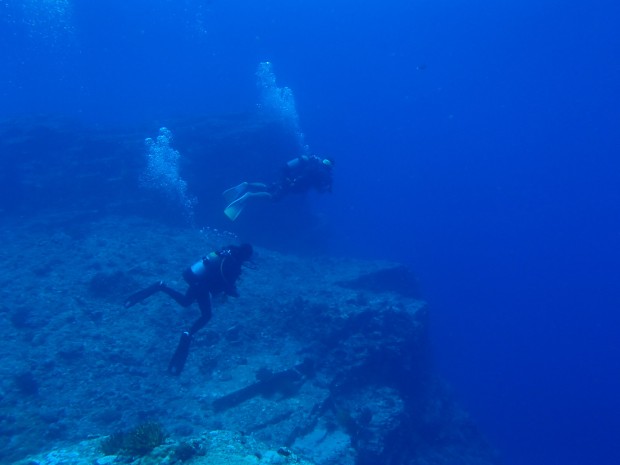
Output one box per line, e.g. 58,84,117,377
0,214,498,465
15,429,315,465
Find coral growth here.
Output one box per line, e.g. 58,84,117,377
100,422,166,457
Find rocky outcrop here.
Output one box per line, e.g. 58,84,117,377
15,430,316,465
0,214,497,465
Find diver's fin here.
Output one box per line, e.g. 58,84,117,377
124,281,164,308
222,182,248,204
224,197,246,221
168,332,192,375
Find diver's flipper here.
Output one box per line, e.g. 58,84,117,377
168,332,192,375
222,182,248,204
124,281,163,308
224,196,246,221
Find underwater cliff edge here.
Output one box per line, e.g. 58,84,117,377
0,115,497,464
0,214,497,465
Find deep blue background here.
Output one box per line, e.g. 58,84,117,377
2,1,620,464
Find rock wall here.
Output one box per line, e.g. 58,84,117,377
0,114,320,251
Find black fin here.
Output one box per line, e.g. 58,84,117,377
124,282,162,308
168,332,192,375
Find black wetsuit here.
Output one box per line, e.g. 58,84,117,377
160,250,241,336
124,247,247,375
269,155,333,200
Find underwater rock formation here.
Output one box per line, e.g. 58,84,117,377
0,215,497,465
0,114,319,251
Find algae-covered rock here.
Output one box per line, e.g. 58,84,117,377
15,430,315,465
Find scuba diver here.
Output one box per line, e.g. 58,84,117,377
124,243,253,375
223,154,334,221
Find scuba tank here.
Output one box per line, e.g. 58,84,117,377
183,252,219,285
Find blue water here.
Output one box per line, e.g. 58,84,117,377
2,1,620,464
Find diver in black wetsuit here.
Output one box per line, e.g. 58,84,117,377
223,155,334,221
124,243,253,375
